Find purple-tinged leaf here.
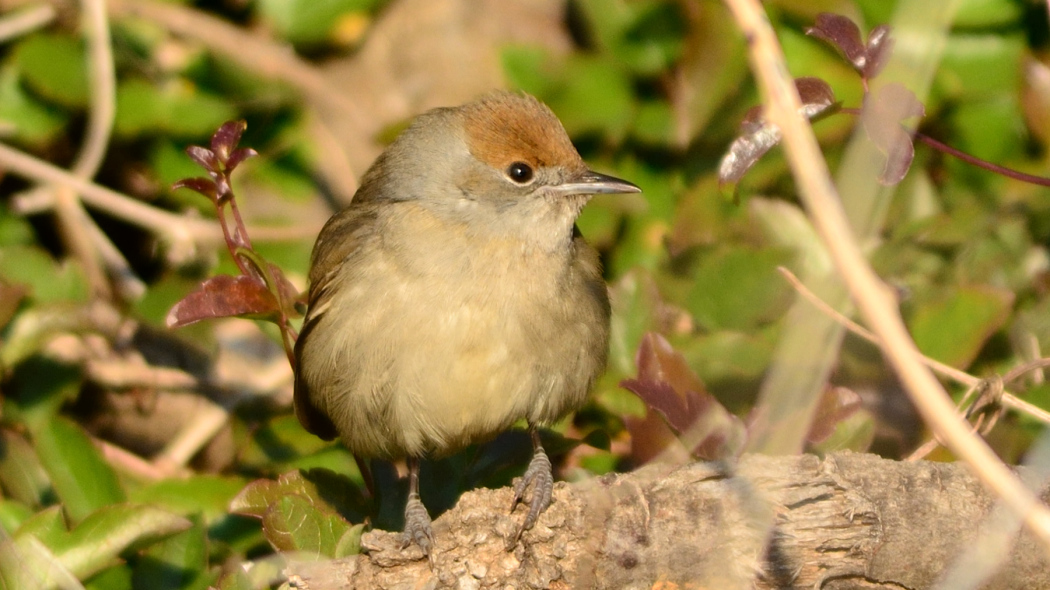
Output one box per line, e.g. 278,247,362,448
719,78,838,191
807,13,894,81
806,386,863,444
795,77,838,119
166,274,280,329
226,148,258,173
862,83,925,185
620,333,746,460
806,13,865,70
718,117,782,190
185,145,219,174
211,120,247,163
171,177,218,201
864,25,893,79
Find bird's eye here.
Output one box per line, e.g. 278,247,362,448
506,161,534,184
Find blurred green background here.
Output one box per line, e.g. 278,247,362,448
1,0,1050,587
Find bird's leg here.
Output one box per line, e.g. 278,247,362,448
510,426,554,543
401,456,433,555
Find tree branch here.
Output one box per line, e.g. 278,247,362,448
285,453,1050,589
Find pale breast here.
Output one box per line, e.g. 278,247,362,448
304,203,609,459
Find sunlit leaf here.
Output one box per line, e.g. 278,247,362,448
805,13,893,80
0,429,51,508
33,416,124,523
14,33,89,108
718,77,838,191
166,275,280,328
45,505,190,581
907,285,1014,369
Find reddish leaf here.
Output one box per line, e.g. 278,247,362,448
171,177,217,201
806,13,894,81
623,410,691,466
226,147,258,173
795,77,837,119
185,146,219,174
0,281,28,330
211,120,247,163
862,83,926,185
806,386,863,444
620,333,746,460
166,274,280,328
864,25,893,79
806,13,866,70
719,78,838,191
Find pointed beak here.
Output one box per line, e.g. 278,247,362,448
550,170,641,197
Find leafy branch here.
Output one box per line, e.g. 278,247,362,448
166,121,302,368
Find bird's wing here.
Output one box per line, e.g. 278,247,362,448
293,205,380,440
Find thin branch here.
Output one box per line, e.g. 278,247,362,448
0,3,55,43
777,266,978,387
0,140,223,244
152,398,229,469
106,0,364,121
723,0,1050,551
74,0,115,179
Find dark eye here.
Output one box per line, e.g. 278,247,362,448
506,161,534,184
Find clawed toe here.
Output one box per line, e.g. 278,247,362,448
510,444,554,544
402,492,433,556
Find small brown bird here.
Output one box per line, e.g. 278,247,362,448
293,91,640,553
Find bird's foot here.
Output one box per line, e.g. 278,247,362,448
509,446,553,544
401,492,433,557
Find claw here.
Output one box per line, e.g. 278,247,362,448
401,457,433,557
401,491,433,556
509,429,554,545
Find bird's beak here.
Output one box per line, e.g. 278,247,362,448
550,170,641,197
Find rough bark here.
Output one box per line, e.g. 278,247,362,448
286,452,1050,589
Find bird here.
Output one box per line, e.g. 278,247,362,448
292,90,641,554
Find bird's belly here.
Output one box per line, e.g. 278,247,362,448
388,296,594,456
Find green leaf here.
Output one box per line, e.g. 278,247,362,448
261,494,353,557
231,469,367,524
937,33,1025,101
33,416,124,523
953,0,1024,28
907,285,1014,368
501,45,557,97
5,357,82,431
0,533,79,590
128,476,248,524
0,429,52,508
256,0,379,45
0,501,35,535
11,506,66,549
47,505,191,581
13,33,89,108
115,78,238,138
0,245,89,304
132,515,212,590
0,65,67,146
547,55,634,141
686,246,796,331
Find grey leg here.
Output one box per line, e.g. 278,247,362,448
510,426,554,544
401,456,433,555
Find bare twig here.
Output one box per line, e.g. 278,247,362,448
724,0,1050,550
0,140,223,243
0,3,54,43
96,435,187,480
152,398,228,470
